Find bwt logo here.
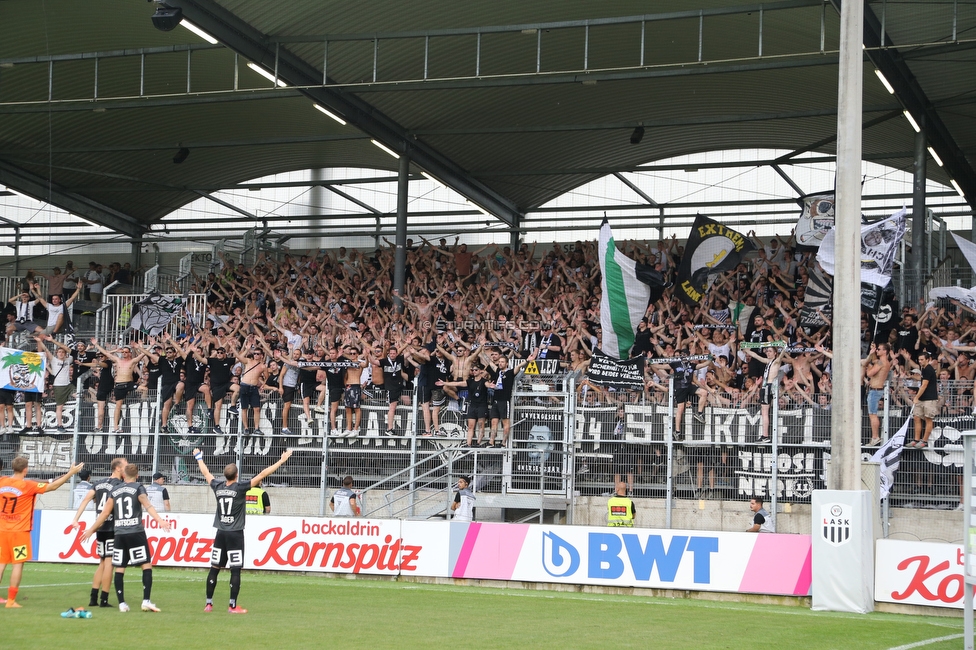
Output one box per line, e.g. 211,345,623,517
542,532,580,577
541,531,719,583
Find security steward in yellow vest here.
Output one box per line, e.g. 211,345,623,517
607,481,636,527
245,481,271,515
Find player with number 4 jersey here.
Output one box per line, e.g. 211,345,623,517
193,447,292,614
81,463,172,613
70,456,127,608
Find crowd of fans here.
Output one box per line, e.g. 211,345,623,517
4,234,974,444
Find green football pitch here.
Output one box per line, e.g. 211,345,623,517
0,563,968,649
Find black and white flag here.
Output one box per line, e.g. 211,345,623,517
795,191,835,251
128,292,188,336
870,415,910,500
817,208,907,287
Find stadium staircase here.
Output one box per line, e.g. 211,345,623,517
359,446,571,523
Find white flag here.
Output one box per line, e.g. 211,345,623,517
871,416,910,500
930,285,976,313
951,232,976,273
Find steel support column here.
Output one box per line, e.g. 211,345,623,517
393,154,409,313
830,0,862,491
912,126,927,299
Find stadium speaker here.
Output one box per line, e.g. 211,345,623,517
630,126,645,145
151,5,183,32
173,147,190,164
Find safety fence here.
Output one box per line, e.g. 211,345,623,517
2,375,967,528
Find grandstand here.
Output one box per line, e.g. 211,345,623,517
3,0,976,628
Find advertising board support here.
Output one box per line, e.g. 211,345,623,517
881,380,890,538
68,376,83,494
407,395,419,517
964,433,975,650
565,373,577,525
771,382,779,532
666,376,674,529
318,438,328,517
150,377,162,476
811,489,874,612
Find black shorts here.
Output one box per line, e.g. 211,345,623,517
114,381,135,402
96,381,114,402
95,530,115,559
612,446,637,474
385,386,402,403
161,382,179,403
300,382,318,401
240,383,261,409
0,389,15,405
212,530,245,568
418,385,433,404
674,384,695,404
489,400,510,420
211,381,231,402
760,383,774,406
466,403,489,421
184,381,204,399
22,391,41,404
686,444,720,464
112,531,150,568
282,384,298,403
328,387,343,404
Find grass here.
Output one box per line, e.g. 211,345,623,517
0,563,967,649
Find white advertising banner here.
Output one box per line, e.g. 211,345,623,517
35,512,812,597
876,539,973,609
38,511,419,576
419,521,811,596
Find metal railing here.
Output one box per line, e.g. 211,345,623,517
5,364,964,530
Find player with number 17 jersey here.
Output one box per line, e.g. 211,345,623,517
211,479,250,531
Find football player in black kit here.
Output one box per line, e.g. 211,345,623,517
192,447,293,613
69,456,127,607
81,463,172,613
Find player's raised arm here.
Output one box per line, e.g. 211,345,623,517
193,448,215,483
69,487,97,531
47,462,84,492
251,449,293,487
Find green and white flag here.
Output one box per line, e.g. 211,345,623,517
599,221,666,359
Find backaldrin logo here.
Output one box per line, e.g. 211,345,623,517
542,531,718,583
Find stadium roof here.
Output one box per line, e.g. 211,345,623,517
1,0,974,241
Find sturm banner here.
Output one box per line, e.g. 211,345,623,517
586,350,645,388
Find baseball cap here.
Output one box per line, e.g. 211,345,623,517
152,471,164,480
